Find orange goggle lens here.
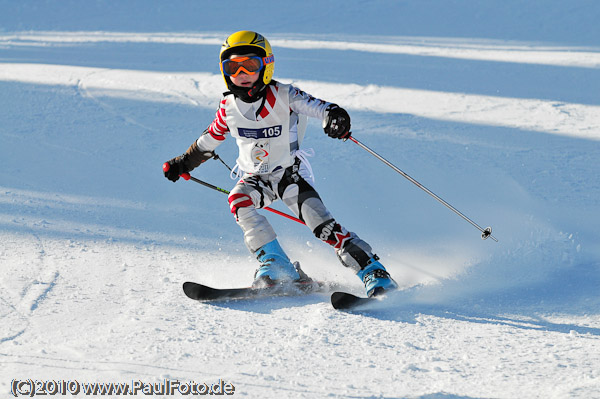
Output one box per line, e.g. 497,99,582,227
222,55,273,77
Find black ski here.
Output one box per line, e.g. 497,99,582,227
330,292,376,310
183,280,327,302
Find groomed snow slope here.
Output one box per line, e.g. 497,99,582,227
1,1,599,398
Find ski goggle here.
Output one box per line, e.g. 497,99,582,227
221,55,274,77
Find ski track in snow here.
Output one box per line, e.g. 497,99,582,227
2,3,600,398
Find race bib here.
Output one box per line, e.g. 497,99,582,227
237,125,282,139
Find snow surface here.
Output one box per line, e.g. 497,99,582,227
1,1,600,398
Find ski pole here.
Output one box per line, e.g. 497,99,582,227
347,136,497,242
162,163,306,225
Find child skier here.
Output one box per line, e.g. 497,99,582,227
164,30,397,297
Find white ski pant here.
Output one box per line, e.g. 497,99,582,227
227,156,375,272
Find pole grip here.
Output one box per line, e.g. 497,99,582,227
163,162,190,180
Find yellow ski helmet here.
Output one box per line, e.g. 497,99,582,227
219,31,274,97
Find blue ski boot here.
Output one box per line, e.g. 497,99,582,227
253,239,301,288
357,256,398,297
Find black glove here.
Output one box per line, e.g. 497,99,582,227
323,105,351,139
163,155,189,182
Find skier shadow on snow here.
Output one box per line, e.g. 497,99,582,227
345,298,600,337
342,262,600,337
